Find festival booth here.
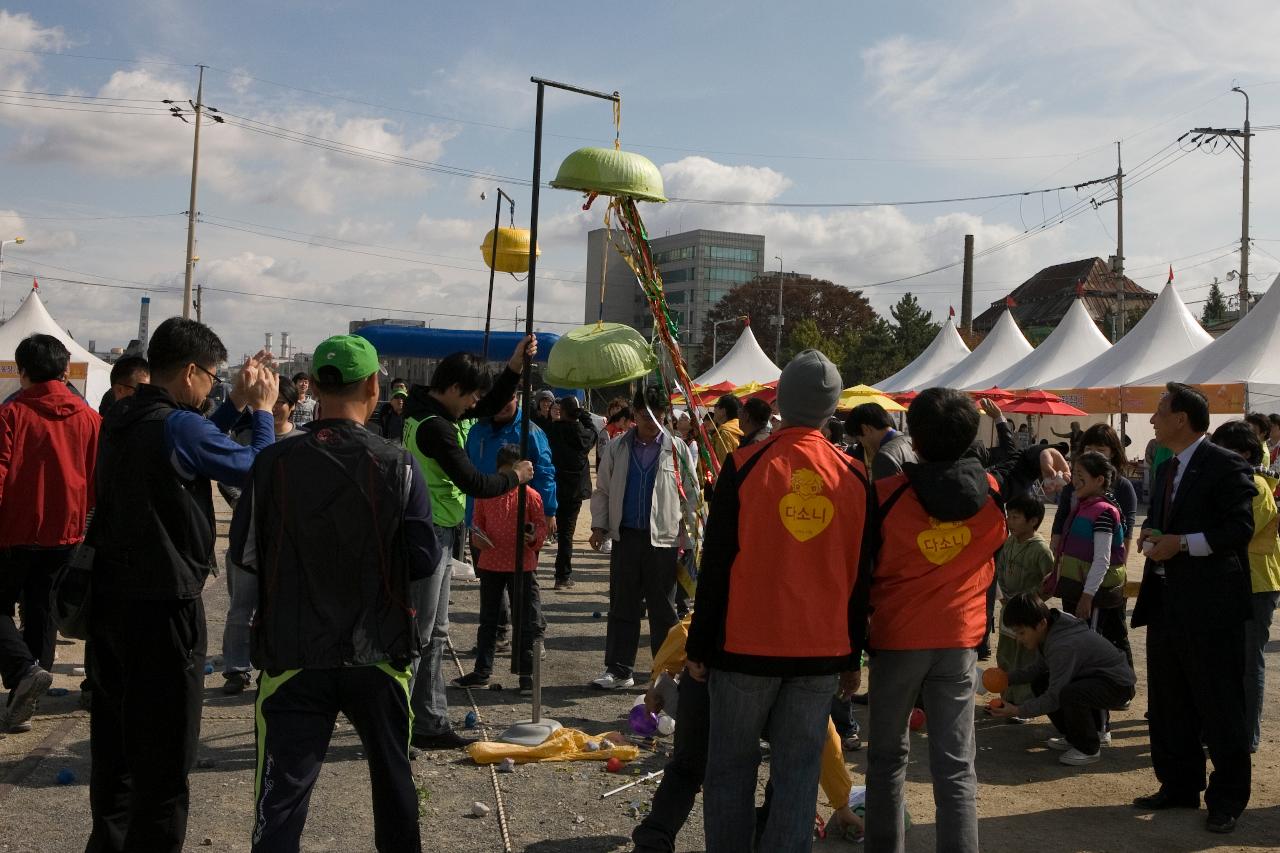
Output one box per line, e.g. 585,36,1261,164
1125,271,1280,412
924,310,1034,391
0,284,110,404
983,299,1112,393
876,315,971,393
691,323,781,387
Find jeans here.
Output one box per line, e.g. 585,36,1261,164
1032,671,1134,754
409,524,455,737
474,570,537,678
1245,590,1279,752
603,527,678,680
0,546,70,678
703,669,834,853
554,497,582,581
866,648,979,853
633,675,710,853
221,561,258,674
831,693,860,739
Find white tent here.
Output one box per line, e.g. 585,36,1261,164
925,310,1034,391
1129,272,1280,406
983,299,1112,390
0,286,111,404
1044,282,1213,390
693,324,781,386
877,316,971,392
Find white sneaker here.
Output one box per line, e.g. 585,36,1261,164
1099,730,1112,746
1045,736,1071,751
1059,747,1101,766
592,672,634,690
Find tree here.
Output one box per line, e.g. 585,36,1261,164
1202,279,1228,325
696,275,877,372
782,317,852,366
888,293,940,358
841,317,901,385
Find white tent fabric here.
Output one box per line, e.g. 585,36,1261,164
1129,272,1280,405
983,299,1112,390
0,286,111,403
1044,282,1213,390
925,310,1033,391
693,324,781,386
877,316,971,392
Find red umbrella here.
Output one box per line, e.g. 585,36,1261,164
969,386,1016,402
890,391,918,406
1004,390,1088,417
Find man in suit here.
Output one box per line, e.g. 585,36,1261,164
1131,382,1256,834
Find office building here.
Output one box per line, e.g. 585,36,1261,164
584,228,765,358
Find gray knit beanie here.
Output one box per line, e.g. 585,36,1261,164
777,349,841,428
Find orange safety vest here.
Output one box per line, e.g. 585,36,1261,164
722,428,870,659
869,472,1006,651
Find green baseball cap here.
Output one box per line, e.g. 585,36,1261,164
392,388,409,399
312,335,384,383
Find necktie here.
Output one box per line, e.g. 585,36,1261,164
1159,457,1180,527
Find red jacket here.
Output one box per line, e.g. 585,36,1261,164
474,487,547,572
0,381,101,548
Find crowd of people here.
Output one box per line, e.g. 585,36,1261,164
0,314,1278,852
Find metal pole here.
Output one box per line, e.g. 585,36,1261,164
483,192,502,362
774,255,783,363
195,282,203,324
1115,141,1126,338
182,65,205,320
1235,87,1251,317
510,81,545,684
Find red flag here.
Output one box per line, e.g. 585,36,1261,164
1167,265,1174,284
1074,279,1085,298
32,278,38,291
949,305,955,317
1005,295,1017,308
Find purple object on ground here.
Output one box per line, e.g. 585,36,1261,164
629,703,658,737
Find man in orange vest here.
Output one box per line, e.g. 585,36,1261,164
860,387,1009,853
687,350,870,853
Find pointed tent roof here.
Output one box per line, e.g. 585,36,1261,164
925,310,1033,391
1045,282,1213,389
1129,273,1280,401
0,285,112,403
876,316,971,393
983,298,1112,390
693,323,781,387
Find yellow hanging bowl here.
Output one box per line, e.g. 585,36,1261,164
550,147,667,203
480,228,539,274
544,323,657,389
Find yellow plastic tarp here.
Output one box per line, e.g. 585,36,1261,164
466,727,641,765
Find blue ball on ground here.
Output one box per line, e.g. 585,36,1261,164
203,663,214,676
592,611,601,619
464,710,478,729
56,768,76,785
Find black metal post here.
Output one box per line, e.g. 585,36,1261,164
511,77,620,686
482,188,516,363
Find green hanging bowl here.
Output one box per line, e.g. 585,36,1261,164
544,323,657,389
550,147,667,203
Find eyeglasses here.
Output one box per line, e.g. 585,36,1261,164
192,363,223,386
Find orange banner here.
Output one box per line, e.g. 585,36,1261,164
1046,383,1246,414
0,361,88,380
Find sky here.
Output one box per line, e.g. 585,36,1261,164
2,1,1280,364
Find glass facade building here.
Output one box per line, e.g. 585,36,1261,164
584,228,766,358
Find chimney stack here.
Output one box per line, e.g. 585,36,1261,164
265,332,274,355
960,235,974,333
137,296,151,350
280,331,291,359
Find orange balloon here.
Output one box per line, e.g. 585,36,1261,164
989,698,1005,710
982,668,1009,694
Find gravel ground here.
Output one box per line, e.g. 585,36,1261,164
1,499,1278,852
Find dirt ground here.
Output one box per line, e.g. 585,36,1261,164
1,499,1278,853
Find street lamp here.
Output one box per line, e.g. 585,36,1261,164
712,315,748,363
0,236,26,320
773,255,784,363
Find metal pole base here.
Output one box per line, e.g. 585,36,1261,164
498,636,561,745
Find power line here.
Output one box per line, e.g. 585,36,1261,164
0,45,191,68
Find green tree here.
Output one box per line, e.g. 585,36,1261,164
697,274,876,372
889,292,940,361
841,317,901,385
782,317,852,366
1202,279,1228,325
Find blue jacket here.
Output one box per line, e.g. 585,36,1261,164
465,407,557,525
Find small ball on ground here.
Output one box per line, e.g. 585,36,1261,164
464,710,478,728
592,611,602,619
908,708,926,731
56,768,76,785
488,682,503,691
606,757,624,773
203,663,214,676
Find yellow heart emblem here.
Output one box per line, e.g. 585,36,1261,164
916,518,972,565
778,468,835,542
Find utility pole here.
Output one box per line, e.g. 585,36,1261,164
1186,87,1252,317
182,65,206,320
773,255,783,363
1114,141,1126,337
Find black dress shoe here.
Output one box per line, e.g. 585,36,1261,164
411,729,477,750
1206,811,1237,834
1132,790,1200,810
